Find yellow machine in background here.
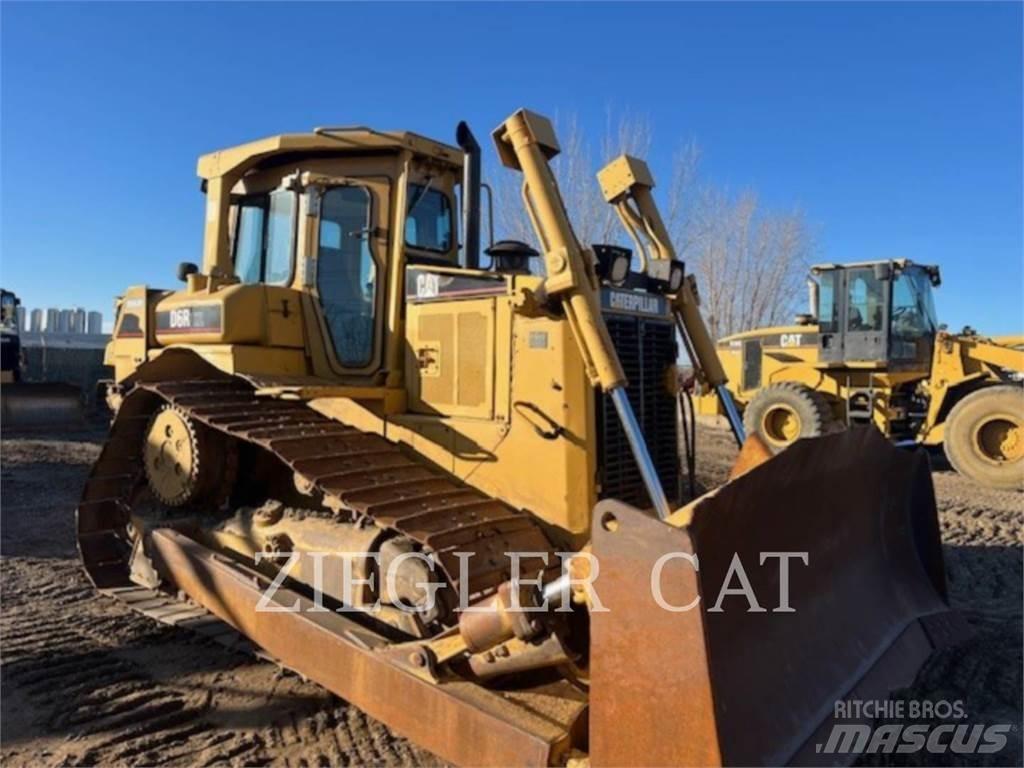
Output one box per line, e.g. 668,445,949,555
697,260,1023,490
0,288,83,427
1,289,21,386
79,109,960,765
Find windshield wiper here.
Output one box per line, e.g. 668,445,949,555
407,177,434,215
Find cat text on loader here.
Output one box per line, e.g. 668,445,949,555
696,260,1024,490
80,108,962,766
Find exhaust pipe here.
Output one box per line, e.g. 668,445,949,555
456,121,482,269
807,278,819,319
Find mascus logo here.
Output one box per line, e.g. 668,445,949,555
817,723,1013,755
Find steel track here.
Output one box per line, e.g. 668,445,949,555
77,378,556,636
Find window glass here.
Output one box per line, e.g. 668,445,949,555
890,269,938,353
846,268,885,331
317,186,376,367
234,202,265,284
405,184,452,253
232,191,294,284
265,191,295,285
817,273,839,333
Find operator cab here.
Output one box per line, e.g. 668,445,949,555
1,289,21,383
188,127,465,380
0,290,19,333
811,259,941,368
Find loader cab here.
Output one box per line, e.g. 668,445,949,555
812,259,940,369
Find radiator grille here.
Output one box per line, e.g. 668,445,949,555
596,314,680,508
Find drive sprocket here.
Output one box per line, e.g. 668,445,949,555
142,404,234,507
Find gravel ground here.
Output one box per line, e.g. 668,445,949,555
1,426,1020,766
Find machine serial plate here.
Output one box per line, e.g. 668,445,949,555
155,305,222,334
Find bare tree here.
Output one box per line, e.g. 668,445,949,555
490,109,652,250
488,111,812,339
666,179,812,339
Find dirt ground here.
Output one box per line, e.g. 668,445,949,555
1,426,1021,766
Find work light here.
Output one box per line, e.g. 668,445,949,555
647,259,685,294
593,244,632,286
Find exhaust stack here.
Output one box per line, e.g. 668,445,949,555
456,121,482,269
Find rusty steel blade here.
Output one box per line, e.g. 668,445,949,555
147,528,582,767
590,427,963,767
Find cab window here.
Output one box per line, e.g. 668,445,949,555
405,184,452,253
891,269,937,339
816,272,839,333
317,186,377,367
846,268,885,332
232,190,295,285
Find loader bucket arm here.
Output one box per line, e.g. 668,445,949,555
589,427,962,766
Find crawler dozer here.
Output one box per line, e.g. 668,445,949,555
80,109,962,766
696,261,1024,490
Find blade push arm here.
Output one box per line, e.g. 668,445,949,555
493,109,671,519
492,110,625,392
597,154,746,445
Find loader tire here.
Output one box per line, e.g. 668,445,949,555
743,382,836,454
943,385,1024,491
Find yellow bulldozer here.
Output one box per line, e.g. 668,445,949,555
696,260,1024,491
79,109,962,766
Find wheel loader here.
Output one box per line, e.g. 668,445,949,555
79,109,963,766
695,260,1024,491
1,288,84,427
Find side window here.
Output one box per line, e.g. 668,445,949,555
817,273,839,333
406,184,452,253
265,191,295,284
846,269,884,332
231,190,295,285
234,202,265,284
890,269,938,361
317,186,376,367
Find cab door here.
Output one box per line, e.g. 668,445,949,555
305,180,389,378
841,267,889,363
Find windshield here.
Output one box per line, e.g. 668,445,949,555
889,266,937,361
891,268,938,338
405,183,452,253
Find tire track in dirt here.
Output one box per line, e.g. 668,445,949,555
1,434,437,767
3,429,1019,766
1,562,255,766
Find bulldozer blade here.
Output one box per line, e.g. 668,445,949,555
728,430,774,479
1,382,83,428
590,427,964,767
144,527,584,767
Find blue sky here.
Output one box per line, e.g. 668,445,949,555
2,2,1021,333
